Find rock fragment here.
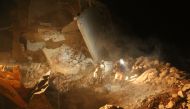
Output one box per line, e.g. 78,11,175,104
178,90,184,98
99,104,124,109
182,84,190,92
165,101,174,109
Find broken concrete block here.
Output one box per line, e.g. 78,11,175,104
159,69,168,78
158,104,165,109
134,68,158,83
165,101,174,109
187,94,190,100
172,93,178,98
27,40,45,51
186,103,190,109
182,84,190,92
178,90,184,98
182,102,186,109
170,67,178,73
99,104,123,109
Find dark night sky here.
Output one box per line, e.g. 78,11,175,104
101,0,188,40
101,0,189,71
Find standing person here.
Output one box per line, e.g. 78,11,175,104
93,60,105,83
113,59,126,81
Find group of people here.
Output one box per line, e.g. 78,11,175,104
93,59,128,83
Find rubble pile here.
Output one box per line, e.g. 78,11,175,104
129,57,190,109
21,63,50,88
99,104,124,109
2,53,189,109
37,26,65,42
131,56,185,85
42,56,190,109
50,71,93,92
8,52,188,109
138,82,190,109
27,41,46,52
6,27,189,109
43,44,93,75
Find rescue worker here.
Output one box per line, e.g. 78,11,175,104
113,59,126,81
93,60,105,83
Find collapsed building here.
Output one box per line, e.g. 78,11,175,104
0,0,189,109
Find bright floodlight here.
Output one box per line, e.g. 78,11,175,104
119,58,125,65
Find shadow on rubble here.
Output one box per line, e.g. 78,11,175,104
46,86,108,109
0,95,19,109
